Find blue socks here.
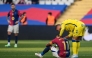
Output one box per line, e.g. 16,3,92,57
15,36,18,44
41,46,50,56
8,35,11,42
7,35,18,44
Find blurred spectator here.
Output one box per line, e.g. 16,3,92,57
5,0,12,4
18,0,25,4
20,12,27,25
0,0,4,4
32,0,39,4
46,12,56,26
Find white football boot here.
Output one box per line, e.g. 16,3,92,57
35,53,43,58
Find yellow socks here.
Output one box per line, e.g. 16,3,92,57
72,40,80,55
77,42,80,54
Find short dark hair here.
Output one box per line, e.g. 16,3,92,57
11,3,15,6
56,24,61,27
48,12,52,15
56,24,61,26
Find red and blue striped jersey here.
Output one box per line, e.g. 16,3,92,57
7,9,21,25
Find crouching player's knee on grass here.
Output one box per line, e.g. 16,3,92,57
35,37,70,58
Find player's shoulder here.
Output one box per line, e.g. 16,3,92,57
54,38,58,40
8,10,12,13
53,38,60,41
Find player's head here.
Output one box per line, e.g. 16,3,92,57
48,12,52,16
56,24,61,31
11,3,15,10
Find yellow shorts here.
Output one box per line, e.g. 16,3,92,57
73,23,85,37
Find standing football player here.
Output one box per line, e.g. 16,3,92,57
5,3,21,48
35,37,70,58
56,19,86,58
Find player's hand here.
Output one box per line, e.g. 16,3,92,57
7,20,11,24
63,36,69,40
63,37,67,39
15,21,19,24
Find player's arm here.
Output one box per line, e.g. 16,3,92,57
67,30,73,38
64,30,73,39
7,11,10,20
59,24,65,37
23,17,27,23
7,11,11,24
16,11,22,24
68,31,73,37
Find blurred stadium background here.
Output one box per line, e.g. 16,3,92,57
0,0,92,58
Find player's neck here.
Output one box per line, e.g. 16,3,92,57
12,9,15,12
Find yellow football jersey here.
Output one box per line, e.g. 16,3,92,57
59,19,85,37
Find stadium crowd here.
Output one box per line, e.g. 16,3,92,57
0,0,39,4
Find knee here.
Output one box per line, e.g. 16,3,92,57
14,33,18,36
8,32,11,35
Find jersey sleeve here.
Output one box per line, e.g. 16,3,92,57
59,24,65,37
67,25,74,37
7,11,10,17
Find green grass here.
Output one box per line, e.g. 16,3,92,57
0,40,92,58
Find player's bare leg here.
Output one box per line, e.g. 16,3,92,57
5,32,12,47
14,33,18,48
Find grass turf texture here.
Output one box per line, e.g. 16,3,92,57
0,40,92,58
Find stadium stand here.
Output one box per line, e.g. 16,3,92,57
39,0,74,6
81,9,92,25
0,0,92,40
0,4,67,25
0,0,77,25
56,0,92,25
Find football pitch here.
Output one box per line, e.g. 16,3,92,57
0,40,92,58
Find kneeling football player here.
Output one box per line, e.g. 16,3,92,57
35,37,70,58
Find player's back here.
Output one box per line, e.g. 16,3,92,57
62,19,85,26
62,19,77,24
61,19,82,31
52,38,70,52
52,38,70,57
